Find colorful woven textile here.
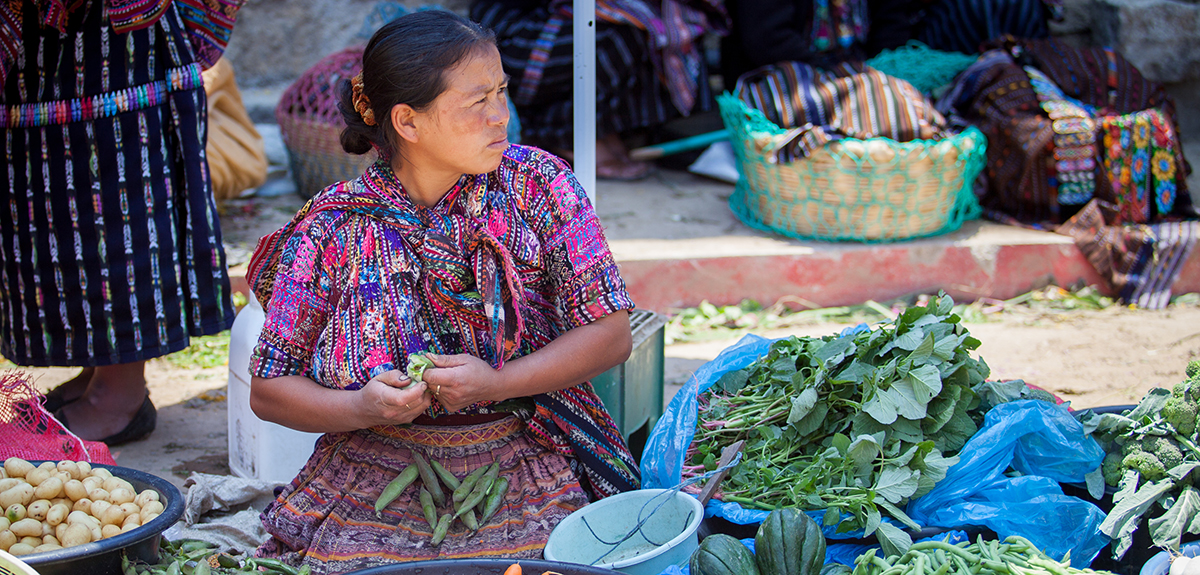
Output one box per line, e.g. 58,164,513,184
473,0,727,150
0,0,244,87
1100,109,1179,225
257,417,589,573
0,0,236,366
734,60,950,162
937,36,1197,308
248,146,640,500
938,36,1193,225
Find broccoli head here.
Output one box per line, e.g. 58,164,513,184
1123,451,1166,481
1162,395,1198,437
1102,452,1125,487
1121,440,1145,457
1187,360,1199,379
1025,388,1058,403
1144,435,1185,471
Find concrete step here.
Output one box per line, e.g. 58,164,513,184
596,170,1200,313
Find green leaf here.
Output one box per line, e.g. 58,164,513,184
888,417,924,444
931,334,962,361
788,387,820,425
823,507,842,527
876,499,922,531
875,466,920,503
886,380,928,420
1127,387,1172,422
792,401,830,437
923,386,961,435
1100,473,1177,559
907,364,943,404
714,369,750,394
933,408,977,454
907,334,935,365
846,435,882,469
831,433,852,455
1168,462,1200,482
894,330,926,352
936,294,954,315
1149,486,1200,550
875,522,913,558
864,508,882,537
816,335,856,367
863,389,899,425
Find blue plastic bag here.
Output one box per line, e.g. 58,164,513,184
905,400,1109,567
642,333,776,492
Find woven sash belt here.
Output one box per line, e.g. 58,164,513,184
1,63,203,128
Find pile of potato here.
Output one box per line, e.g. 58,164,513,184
0,457,165,557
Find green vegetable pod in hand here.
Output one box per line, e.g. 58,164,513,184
407,353,435,384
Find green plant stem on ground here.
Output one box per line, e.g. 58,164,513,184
665,286,1200,345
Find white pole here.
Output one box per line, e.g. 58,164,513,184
573,0,596,206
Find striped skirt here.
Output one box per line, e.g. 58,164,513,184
256,416,590,575
0,0,236,367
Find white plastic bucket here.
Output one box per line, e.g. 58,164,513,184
543,489,703,575
226,295,323,484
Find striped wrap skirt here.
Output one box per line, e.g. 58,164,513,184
256,416,590,575
0,0,236,366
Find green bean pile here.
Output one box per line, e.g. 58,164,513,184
851,536,1117,575
126,538,311,575
374,453,508,546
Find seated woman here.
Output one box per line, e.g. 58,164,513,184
470,0,729,180
245,10,641,574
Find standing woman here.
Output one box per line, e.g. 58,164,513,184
0,0,244,444
246,10,639,574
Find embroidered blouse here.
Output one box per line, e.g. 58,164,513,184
248,145,640,497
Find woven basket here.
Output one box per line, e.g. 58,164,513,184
275,47,376,199
719,94,986,242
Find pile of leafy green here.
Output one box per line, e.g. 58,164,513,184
1083,361,1200,558
687,294,990,557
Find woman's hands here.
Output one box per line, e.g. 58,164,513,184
420,353,503,413
358,370,433,426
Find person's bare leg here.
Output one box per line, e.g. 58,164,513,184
56,361,148,441
596,132,651,180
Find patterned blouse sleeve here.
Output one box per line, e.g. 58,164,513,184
528,152,636,329
248,211,342,379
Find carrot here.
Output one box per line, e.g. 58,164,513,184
503,562,522,575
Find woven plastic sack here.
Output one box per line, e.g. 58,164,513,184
0,371,115,464
275,47,376,199
718,94,986,242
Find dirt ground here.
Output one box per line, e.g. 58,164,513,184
14,164,1200,491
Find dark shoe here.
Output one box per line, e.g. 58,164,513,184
55,394,157,446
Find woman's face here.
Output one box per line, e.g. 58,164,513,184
409,45,510,176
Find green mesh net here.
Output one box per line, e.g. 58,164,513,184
718,94,986,243
865,41,980,95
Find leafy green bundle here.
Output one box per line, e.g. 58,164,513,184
688,294,990,556
1085,361,1200,558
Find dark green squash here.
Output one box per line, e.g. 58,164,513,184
690,533,760,575
820,562,853,575
754,508,826,575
